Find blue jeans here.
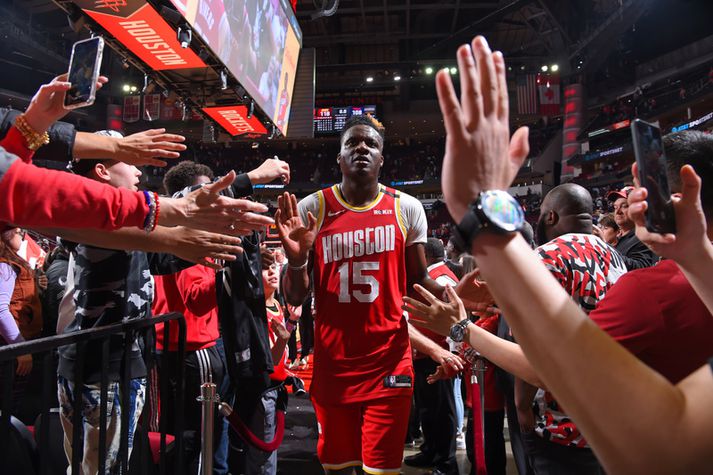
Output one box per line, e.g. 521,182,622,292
454,375,464,435
213,338,231,475
58,376,146,474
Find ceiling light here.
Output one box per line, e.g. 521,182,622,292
130,85,138,92
520,65,526,71
449,67,457,75
541,65,548,72
394,75,401,81
551,64,559,72
425,67,433,75
122,84,130,92
366,76,374,82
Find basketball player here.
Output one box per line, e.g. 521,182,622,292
276,115,465,475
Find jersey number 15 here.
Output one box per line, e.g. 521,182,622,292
337,261,379,303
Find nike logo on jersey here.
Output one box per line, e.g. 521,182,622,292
327,210,346,217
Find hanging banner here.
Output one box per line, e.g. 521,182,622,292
74,0,206,70
123,95,141,122
537,72,561,116
203,105,268,136
143,93,161,121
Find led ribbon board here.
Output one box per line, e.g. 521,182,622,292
202,105,268,136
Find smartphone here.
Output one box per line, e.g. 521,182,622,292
630,118,676,234
64,37,104,109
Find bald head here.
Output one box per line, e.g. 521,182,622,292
541,183,593,216
537,183,594,243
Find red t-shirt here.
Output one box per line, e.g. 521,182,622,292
300,185,426,404
590,259,713,384
266,302,288,382
153,264,219,352
0,128,147,231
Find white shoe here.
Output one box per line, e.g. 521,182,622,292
456,434,466,450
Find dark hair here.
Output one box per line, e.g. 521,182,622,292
339,114,385,145
664,131,713,217
598,213,618,231
519,221,535,248
0,229,31,277
424,237,445,260
163,161,215,196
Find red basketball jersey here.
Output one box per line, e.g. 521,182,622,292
307,185,414,404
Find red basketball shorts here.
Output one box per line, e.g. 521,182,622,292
312,395,411,474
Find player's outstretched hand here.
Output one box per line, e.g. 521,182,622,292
275,192,316,266
24,74,108,134
248,157,291,185
404,284,466,337
114,129,187,167
437,36,529,224
454,268,495,311
628,162,709,266
162,171,274,236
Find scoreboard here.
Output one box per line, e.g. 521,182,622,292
313,105,378,134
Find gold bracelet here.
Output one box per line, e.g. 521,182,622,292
15,115,50,151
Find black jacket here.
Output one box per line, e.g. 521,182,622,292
615,231,657,270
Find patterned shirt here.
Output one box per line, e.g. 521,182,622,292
533,233,627,447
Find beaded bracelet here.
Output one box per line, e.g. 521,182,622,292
152,192,160,232
142,190,157,233
15,115,50,151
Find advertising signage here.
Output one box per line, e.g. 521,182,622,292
74,0,205,70
202,105,268,136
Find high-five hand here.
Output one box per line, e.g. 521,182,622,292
274,192,316,266
436,36,530,224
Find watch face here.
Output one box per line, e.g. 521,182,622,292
480,190,525,232
450,323,465,342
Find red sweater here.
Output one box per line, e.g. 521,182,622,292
153,263,219,352
0,127,147,230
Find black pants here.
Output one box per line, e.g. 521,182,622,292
413,357,458,473
522,431,604,475
157,345,226,475
504,392,535,475
466,409,507,475
288,295,314,361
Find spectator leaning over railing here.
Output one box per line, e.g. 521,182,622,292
411,35,713,474
0,75,270,238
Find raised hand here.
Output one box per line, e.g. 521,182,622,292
455,268,495,311
167,227,243,270
23,74,109,133
403,284,467,337
162,171,274,235
248,157,291,185
628,162,709,266
274,192,316,266
436,36,530,224
114,129,187,167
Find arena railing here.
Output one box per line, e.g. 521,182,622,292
0,312,187,475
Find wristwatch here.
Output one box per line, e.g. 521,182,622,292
449,318,472,343
452,190,525,253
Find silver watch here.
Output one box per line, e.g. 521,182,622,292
449,318,471,343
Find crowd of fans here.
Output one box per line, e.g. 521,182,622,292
1,32,713,475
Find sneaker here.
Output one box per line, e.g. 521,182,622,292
299,357,309,369
403,452,434,468
288,360,301,370
456,434,466,450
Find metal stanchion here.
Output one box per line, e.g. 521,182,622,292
197,382,220,475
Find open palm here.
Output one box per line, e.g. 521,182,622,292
275,192,317,265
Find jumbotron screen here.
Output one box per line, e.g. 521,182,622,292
170,0,302,135
314,105,378,134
